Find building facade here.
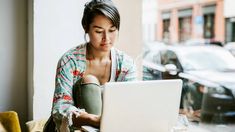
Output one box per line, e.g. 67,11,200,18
157,0,225,44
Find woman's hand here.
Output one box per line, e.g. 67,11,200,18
72,111,101,128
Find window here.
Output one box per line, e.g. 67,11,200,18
178,9,192,42
203,5,215,39
179,17,192,42
163,19,170,43
203,14,214,39
226,18,235,42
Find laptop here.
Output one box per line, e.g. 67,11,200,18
81,79,182,132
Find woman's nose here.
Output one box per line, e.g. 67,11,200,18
102,32,109,42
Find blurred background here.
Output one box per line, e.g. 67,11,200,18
142,0,235,131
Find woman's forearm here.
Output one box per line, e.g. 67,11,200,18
72,112,100,128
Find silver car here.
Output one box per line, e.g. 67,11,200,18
224,42,235,57
143,45,235,124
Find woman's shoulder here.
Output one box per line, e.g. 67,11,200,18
112,48,134,63
112,48,135,72
63,43,86,57
112,48,137,81
58,43,87,66
60,43,86,59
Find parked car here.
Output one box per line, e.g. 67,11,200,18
183,39,223,47
183,38,208,46
143,45,235,123
224,42,235,57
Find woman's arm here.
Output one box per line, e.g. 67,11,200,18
52,54,84,130
72,111,100,128
116,51,138,81
52,53,101,130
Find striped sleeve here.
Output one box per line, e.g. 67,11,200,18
115,50,138,81
52,54,80,130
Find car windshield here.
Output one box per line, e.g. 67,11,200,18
178,47,235,71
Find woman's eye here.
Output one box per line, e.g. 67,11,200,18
109,29,116,32
95,31,103,34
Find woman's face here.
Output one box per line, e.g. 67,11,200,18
88,15,118,52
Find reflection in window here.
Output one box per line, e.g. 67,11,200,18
178,8,192,43
203,14,214,39
202,5,215,39
179,17,192,42
226,18,235,42
163,19,170,43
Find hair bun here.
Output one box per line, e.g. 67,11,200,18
82,0,120,33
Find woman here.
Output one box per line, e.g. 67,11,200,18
47,0,137,131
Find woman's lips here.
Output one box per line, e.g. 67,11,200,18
100,43,109,46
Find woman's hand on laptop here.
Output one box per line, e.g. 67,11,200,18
72,111,101,128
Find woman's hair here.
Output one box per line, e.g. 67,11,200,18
82,0,120,33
